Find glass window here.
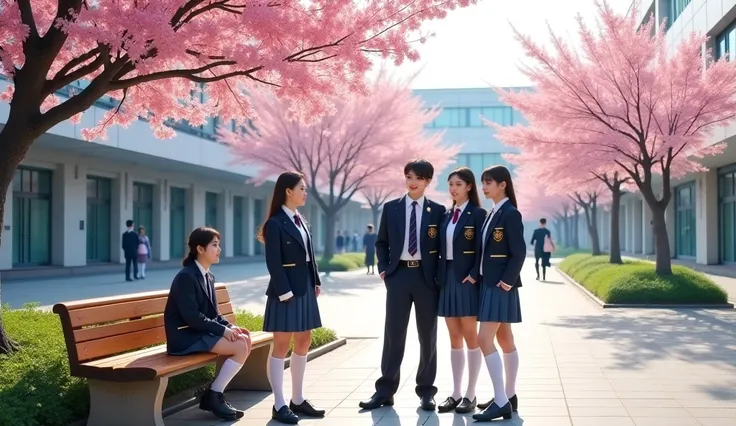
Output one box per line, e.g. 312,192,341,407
675,182,696,257
669,0,691,25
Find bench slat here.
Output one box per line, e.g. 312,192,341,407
74,308,236,362
57,284,230,311
69,297,169,328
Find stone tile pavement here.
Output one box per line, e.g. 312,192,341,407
167,261,736,425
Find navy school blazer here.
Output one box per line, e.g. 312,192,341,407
437,202,487,286
164,262,231,354
264,208,322,298
375,196,447,287
477,201,526,288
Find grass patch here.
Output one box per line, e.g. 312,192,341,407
318,252,373,272
551,245,588,258
558,254,729,305
0,305,338,426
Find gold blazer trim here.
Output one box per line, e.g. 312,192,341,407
283,263,296,267
489,254,507,258
177,325,190,330
463,251,475,254
429,250,438,254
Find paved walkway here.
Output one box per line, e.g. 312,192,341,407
165,260,736,425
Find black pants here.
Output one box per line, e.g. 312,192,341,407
375,264,438,398
125,256,138,280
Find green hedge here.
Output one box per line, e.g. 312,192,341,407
0,305,337,426
551,245,588,258
559,254,728,304
318,252,373,272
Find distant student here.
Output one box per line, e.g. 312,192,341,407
473,165,526,422
363,224,377,275
530,218,554,281
164,227,252,421
436,167,486,414
261,171,325,424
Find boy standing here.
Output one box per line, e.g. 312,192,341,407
359,159,446,411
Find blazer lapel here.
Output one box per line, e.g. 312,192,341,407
280,210,307,252
394,196,406,245
453,204,472,242
192,267,215,309
420,198,431,246
483,202,506,250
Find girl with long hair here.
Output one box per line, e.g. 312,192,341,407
436,167,487,414
164,227,252,421
259,171,324,424
472,165,526,422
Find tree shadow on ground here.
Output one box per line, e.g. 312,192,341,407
541,307,736,370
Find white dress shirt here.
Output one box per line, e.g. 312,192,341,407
445,200,469,261
480,197,509,276
400,195,425,261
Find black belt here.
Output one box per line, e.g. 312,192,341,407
399,260,421,268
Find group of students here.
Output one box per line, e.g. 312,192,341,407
163,159,529,424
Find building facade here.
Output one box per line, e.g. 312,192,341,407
0,79,372,278
583,0,736,265
412,88,529,209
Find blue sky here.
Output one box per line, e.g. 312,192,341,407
372,0,634,89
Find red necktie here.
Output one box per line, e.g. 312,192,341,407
294,215,302,228
452,208,460,224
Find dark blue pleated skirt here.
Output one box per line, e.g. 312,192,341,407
263,275,322,333
477,277,522,323
438,261,480,318
168,333,221,356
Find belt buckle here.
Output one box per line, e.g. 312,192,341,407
406,260,419,268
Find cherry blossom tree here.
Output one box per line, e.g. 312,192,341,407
361,174,405,228
496,0,736,274
222,73,460,261
0,0,476,353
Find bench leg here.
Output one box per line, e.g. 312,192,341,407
86,377,168,426
219,342,274,392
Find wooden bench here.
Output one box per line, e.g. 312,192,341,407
52,283,274,426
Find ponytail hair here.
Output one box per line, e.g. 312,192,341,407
182,226,221,266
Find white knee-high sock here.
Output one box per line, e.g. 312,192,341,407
267,356,287,409
484,352,508,407
140,263,146,277
503,351,519,397
290,353,308,404
211,358,243,393
465,347,483,400
450,348,465,400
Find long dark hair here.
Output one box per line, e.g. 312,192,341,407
447,167,481,208
257,171,305,243
480,165,518,208
182,226,221,266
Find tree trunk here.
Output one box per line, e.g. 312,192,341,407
608,187,623,264
650,205,673,275
0,124,34,354
562,216,571,247
583,205,601,255
371,206,381,230
572,211,579,249
321,210,338,270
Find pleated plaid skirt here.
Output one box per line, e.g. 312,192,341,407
438,261,480,318
263,272,322,332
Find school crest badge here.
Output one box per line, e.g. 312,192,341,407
428,226,437,239
464,227,474,240
493,228,504,242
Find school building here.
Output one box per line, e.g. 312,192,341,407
578,0,736,266
0,78,372,280
413,87,529,211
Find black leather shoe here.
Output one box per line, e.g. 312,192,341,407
290,400,325,417
477,394,518,411
272,405,299,424
437,396,460,413
358,394,394,410
419,395,436,411
199,389,240,420
472,401,513,422
455,397,477,414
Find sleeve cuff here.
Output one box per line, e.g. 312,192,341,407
278,291,294,301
